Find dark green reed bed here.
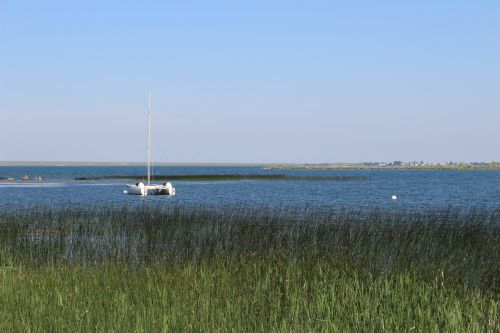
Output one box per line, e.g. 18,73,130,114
74,174,370,181
0,207,498,332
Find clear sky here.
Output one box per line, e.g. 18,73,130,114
1,1,499,163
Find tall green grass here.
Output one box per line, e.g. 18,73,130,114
1,258,497,332
0,206,498,331
1,207,497,291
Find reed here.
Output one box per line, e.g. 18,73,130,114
74,174,370,181
0,206,498,331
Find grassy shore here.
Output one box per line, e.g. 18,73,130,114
266,164,500,171
0,207,498,331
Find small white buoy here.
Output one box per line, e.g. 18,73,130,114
391,195,397,200
123,190,128,194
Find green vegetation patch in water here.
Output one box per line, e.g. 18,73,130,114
74,174,370,181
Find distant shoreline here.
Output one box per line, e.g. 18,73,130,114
0,161,498,170
265,164,500,171
0,161,263,167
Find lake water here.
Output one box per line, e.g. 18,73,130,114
1,166,499,212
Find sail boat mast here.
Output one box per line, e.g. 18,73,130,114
147,93,151,186
124,92,175,196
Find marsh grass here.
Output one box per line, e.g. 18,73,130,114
74,174,370,181
1,258,498,332
0,206,498,331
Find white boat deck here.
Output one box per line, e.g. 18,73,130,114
126,182,175,196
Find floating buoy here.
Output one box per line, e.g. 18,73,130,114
391,195,397,200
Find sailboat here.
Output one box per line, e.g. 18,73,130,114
125,94,176,196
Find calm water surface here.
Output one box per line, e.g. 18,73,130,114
0,166,499,212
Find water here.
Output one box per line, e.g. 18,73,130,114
1,166,499,212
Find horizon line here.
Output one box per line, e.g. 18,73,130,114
0,160,498,167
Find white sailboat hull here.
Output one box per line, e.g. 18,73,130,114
126,183,146,196
146,184,176,196
125,182,175,196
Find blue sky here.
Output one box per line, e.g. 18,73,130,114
1,1,499,163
